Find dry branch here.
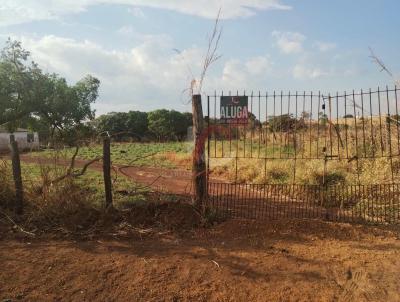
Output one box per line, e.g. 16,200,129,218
38,157,102,192
369,47,394,78
0,209,35,237
369,47,399,86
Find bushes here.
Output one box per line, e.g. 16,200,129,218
28,180,101,231
267,114,306,132
312,171,346,186
296,160,349,185
267,169,290,183
147,110,192,141
0,160,157,233
0,158,206,235
95,110,193,142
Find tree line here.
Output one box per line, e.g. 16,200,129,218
94,110,193,142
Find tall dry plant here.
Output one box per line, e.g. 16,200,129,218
369,47,400,86
175,8,223,99
197,8,223,94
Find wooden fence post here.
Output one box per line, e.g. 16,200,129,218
103,136,113,208
192,94,206,210
10,135,23,214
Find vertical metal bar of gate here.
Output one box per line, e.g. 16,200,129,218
207,95,210,202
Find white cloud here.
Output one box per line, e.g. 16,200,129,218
116,25,135,36
0,1,85,27
0,0,291,26
292,63,330,80
272,31,305,54
14,34,201,112
314,41,336,52
221,59,249,88
245,55,273,75
217,55,274,90
12,33,280,110
127,7,145,18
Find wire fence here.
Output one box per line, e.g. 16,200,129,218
207,182,400,224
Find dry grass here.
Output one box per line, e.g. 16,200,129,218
209,156,400,185
208,119,400,185
209,119,400,160
0,160,16,208
0,159,100,232
154,151,192,170
0,157,160,234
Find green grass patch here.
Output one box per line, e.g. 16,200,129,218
31,142,192,168
3,160,149,208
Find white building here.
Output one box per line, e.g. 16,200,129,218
0,128,40,152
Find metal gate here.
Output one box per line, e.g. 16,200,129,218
205,87,400,224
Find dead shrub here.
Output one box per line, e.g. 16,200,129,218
0,159,205,236
0,160,100,233
27,179,100,231
311,171,347,186
267,169,289,183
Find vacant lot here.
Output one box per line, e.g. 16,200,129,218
28,139,400,185
1,219,400,302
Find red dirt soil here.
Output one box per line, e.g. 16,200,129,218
2,155,400,301
1,219,400,302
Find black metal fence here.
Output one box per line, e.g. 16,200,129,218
205,87,400,224
207,182,400,224
207,86,400,182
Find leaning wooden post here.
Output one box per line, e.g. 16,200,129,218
192,94,206,210
102,136,113,209
10,134,23,214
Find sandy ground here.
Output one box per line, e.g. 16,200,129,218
1,219,400,302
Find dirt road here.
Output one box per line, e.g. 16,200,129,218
19,155,194,195
1,219,400,302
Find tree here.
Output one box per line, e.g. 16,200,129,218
38,74,100,143
95,111,148,140
126,111,148,137
148,110,192,141
0,39,100,145
268,114,298,132
0,39,45,131
170,110,192,140
248,112,261,130
148,109,173,141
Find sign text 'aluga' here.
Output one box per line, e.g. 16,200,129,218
220,96,249,124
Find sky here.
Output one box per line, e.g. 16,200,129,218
0,0,399,115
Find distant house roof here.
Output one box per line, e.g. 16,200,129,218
0,127,32,133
